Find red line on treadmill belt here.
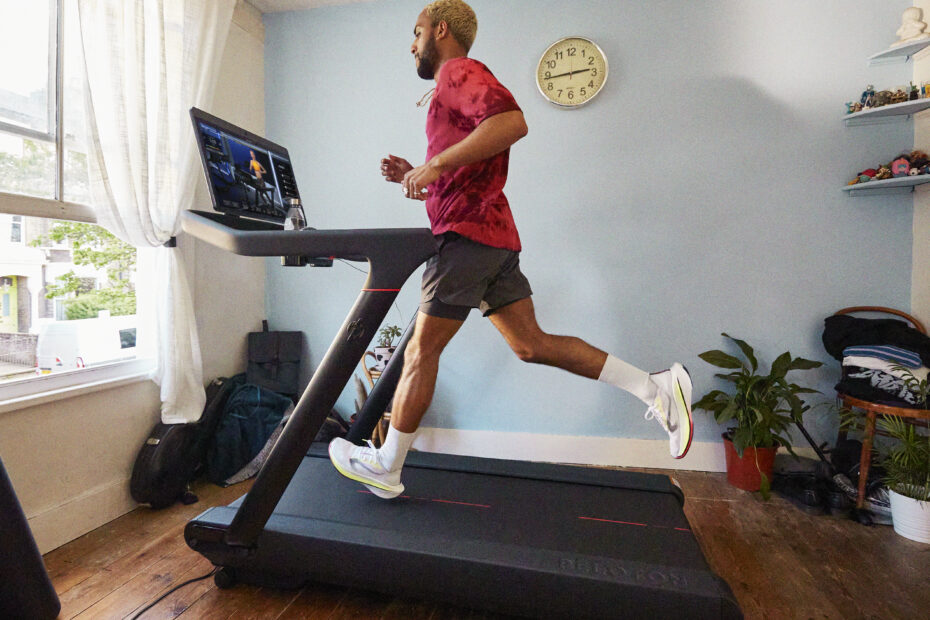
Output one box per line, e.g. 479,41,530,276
578,516,647,527
431,499,491,509
578,516,691,532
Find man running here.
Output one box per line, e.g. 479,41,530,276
329,0,693,499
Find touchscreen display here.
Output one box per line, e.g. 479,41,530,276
192,113,299,223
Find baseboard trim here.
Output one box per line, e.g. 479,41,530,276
27,478,136,554
412,428,729,471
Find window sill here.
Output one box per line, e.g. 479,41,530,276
0,358,156,415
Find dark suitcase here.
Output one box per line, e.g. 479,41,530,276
129,376,238,508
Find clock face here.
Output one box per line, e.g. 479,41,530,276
536,37,608,108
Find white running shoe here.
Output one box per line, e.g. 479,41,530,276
328,437,404,499
645,363,694,459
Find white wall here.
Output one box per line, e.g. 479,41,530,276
189,0,268,381
913,1,930,324
0,0,266,554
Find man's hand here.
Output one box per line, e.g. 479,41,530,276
402,158,443,201
380,155,413,183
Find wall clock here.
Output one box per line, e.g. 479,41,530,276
536,36,608,108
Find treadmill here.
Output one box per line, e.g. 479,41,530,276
183,109,742,619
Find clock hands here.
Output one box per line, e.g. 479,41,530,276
545,67,591,80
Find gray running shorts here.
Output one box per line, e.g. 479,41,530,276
420,232,533,321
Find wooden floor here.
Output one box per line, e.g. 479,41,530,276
43,469,930,620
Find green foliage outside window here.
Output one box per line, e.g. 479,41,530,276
30,221,136,319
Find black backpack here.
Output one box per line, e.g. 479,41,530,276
129,375,241,508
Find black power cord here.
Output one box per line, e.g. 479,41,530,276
127,566,219,620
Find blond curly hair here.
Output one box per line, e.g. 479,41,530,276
424,0,477,52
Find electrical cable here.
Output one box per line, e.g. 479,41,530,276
127,566,219,620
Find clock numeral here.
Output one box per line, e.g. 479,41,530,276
547,82,553,91
554,51,563,60
568,90,574,99
546,60,556,69
591,68,597,76
580,88,586,97
582,48,586,57
544,71,551,79
588,56,595,65
588,80,594,88
557,90,563,97
567,47,577,57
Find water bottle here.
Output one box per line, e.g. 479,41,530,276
283,197,306,230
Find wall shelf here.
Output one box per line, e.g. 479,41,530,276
868,39,930,65
843,98,930,126
841,175,930,196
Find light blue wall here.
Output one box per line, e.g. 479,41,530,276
263,0,913,445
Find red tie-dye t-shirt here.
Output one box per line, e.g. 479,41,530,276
425,57,522,251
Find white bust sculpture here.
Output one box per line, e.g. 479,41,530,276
892,7,930,47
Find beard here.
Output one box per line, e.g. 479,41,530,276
416,36,438,79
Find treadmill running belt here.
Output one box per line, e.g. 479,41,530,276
187,451,741,619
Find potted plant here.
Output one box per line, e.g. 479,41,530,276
868,367,930,542
372,324,402,371
692,333,823,497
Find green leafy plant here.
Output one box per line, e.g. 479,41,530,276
876,415,930,502
693,333,823,452
377,324,402,348
692,334,823,497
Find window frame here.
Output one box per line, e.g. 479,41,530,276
0,0,153,410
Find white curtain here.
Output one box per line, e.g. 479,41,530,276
77,0,236,423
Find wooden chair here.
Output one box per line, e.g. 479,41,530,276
359,351,390,447
833,306,930,509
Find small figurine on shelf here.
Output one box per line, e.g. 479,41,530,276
845,101,864,114
873,90,893,107
875,166,893,180
860,84,876,107
848,168,878,185
892,157,911,177
891,7,930,47
911,150,930,169
891,89,909,104
911,82,921,101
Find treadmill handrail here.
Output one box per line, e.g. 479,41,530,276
183,210,435,258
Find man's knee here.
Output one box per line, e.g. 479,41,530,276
510,336,549,364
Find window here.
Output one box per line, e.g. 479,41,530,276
8,216,22,243
0,0,147,397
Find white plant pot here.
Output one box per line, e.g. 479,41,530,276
889,488,930,543
372,346,395,371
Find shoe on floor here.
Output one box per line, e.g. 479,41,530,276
645,363,694,459
328,437,404,499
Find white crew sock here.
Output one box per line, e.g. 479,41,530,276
598,354,657,405
378,425,417,472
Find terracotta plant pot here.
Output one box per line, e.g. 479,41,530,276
722,433,778,492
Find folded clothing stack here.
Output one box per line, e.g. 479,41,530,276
823,315,930,409
841,345,929,407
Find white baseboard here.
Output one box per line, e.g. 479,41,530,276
412,427,729,472
27,478,136,554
